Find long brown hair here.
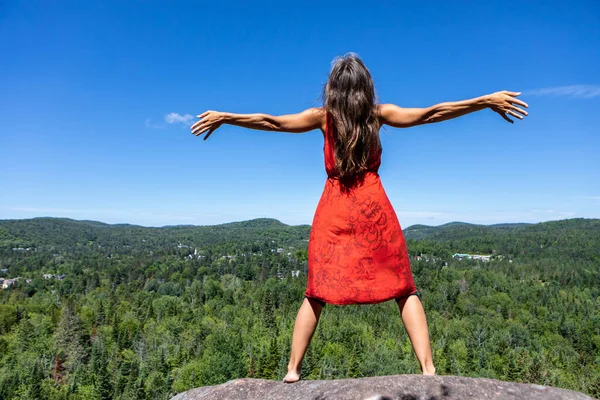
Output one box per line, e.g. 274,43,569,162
322,53,381,181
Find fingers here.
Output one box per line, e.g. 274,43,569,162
189,111,219,140
191,111,223,139
510,105,528,116
193,123,222,138
192,120,214,135
193,126,211,137
500,91,529,107
191,120,204,131
191,123,207,135
506,110,524,120
191,111,211,130
510,98,529,108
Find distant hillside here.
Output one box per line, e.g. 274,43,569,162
403,221,533,241
1,217,599,263
404,219,600,241
0,217,311,251
403,218,600,263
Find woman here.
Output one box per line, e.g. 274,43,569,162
191,53,528,383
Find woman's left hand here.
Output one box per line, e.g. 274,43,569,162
486,91,529,123
191,111,224,140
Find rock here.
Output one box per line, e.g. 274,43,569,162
170,375,593,400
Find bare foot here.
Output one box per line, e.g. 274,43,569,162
422,363,436,376
283,369,301,383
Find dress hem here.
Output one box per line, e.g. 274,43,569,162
304,289,420,306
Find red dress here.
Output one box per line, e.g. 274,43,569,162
305,112,418,305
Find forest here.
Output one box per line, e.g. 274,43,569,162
0,217,598,399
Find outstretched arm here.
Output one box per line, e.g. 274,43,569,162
191,108,324,140
378,91,529,128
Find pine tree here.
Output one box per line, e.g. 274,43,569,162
123,359,146,400
96,301,105,326
89,338,102,385
277,342,290,380
347,347,361,378
55,302,88,372
262,290,276,330
248,355,257,378
95,361,112,400
507,348,527,383
18,359,43,399
304,344,320,379
261,337,279,379
16,318,34,353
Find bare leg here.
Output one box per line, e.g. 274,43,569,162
283,298,323,383
396,295,436,375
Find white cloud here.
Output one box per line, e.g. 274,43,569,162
165,112,195,126
525,85,600,98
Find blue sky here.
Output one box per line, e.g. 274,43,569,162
1,0,599,227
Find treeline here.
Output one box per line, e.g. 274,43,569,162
0,217,598,399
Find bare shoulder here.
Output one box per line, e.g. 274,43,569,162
375,104,390,129
306,107,325,117
305,107,327,133
310,106,326,119
376,103,399,120
376,103,428,129
271,107,326,133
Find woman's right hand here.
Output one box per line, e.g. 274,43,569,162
191,110,225,140
486,91,529,123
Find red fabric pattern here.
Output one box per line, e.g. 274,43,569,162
305,113,417,305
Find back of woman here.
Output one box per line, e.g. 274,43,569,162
190,52,528,382
307,54,419,306
322,54,382,184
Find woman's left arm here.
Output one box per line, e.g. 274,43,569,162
379,91,529,128
191,108,324,140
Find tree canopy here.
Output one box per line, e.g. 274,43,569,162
0,217,598,399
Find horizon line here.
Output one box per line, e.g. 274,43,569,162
0,215,594,230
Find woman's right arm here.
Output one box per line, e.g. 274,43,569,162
191,108,324,140
378,91,529,128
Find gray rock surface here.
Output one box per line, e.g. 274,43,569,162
170,375,594,400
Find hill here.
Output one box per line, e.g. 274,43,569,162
0,216,311,250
